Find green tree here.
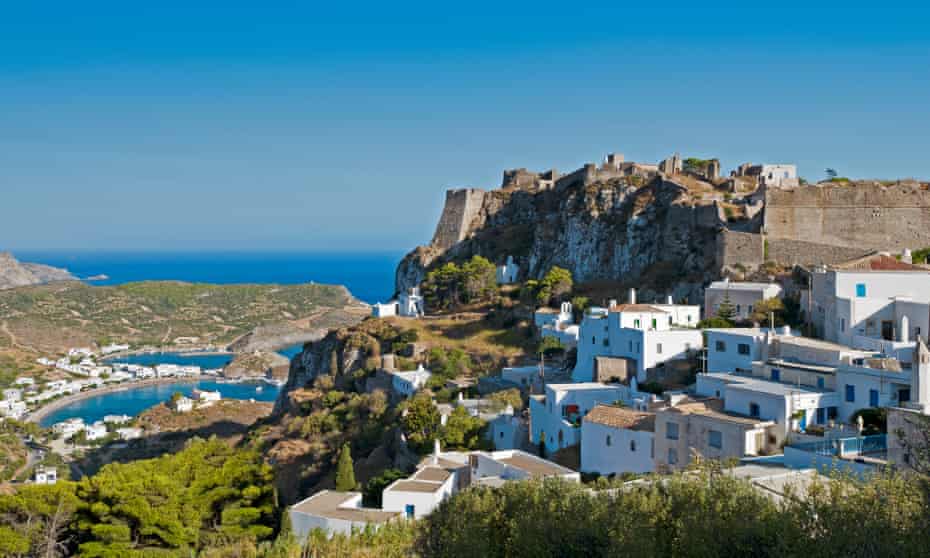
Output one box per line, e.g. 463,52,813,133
363,469,407,507
750,297,786,326
335,443,357,492
441,406,486,451
715,291,736,322
460,255,497,303
570,296,589,321
401,394,441,454
422,262,462,311
534,266,574,307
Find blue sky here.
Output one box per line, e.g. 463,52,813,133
2,1,928,252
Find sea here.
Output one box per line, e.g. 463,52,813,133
38,380,280,427
16,251,404,426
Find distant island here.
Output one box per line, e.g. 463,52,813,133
0,251,75,290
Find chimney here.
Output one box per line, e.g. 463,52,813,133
458,392,464,403
629,288,637,304
609,299,618,309
666,295,674,305
912,338,930,411
432,439,441,465
900,315,910,343
902,249,913,264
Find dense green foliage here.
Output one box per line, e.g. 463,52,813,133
417,470,930,558
363,469,408,507
426,347,474,387
401,393,488,455
696,316,734,329
0,438,278,557
335,443,357,491
422,256,497,311
714,291,736,322
523,267,573,307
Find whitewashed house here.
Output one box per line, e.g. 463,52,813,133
390,365,432,397
372,287,425,318
806,253,930,353
581,404,656,475
496,255,520,284
573,291,702,384
290,491,402,539
85,421,108,441
172,396,194,413
100,343,130,354
382,466,458,519
103,414,132,425
14,377,35,387
0,399,27,420
704,328,927,430
34,467,58,485
529,382,624,454
535,302,580,347
704,279,783,321
116,427,144,440
192,389,222,404
53,418,86,439
3,388,22,402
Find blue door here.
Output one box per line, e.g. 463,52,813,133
770,368,781,382
797,410,807,431
405,505,415,519
869,389,879,407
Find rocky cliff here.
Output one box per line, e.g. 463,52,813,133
0,252,75,290
397,175,728,304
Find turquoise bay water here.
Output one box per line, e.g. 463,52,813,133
39,380,280,427
45,346,304,427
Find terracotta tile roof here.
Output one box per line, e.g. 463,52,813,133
584,404,655,432
832,253,927,272
607,304,668,313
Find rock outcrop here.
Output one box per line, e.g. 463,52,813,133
396,175,727,303
0,252,75,290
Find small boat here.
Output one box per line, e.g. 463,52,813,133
255,385,264,393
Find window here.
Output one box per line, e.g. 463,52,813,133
630,440,637,452
817,377,825,389
856,283,866,297
657,343,663,354
668,448,678,465
668,316,673,325
651,318,657,329
770,368,781,382
603,338,610,347
736,304,741,314
592,336,595,345
749,402,760,418
828,407,838,420
708,430,723,449
845,385,855,403
629,341,633,352
715,340,726,352
748,305,753,314
405,504,415,519
816,408,826,424
738,343,750,355
500,431,504,439
606,435,612,447
634,319,641,328
666,422,679,440
869,389,879,407
840,318,846,332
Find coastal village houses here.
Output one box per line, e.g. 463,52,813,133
805,252,930,353
581,404,656,475
704,279,783,322
534,302,580,347
572,290,702,384
289,442,577,539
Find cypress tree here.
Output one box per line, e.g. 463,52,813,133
335,443,356,492
716,290,736,322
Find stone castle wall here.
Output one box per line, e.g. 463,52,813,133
765,183,930,251
765,237,872,267
716,230,764,269
430,188,487,250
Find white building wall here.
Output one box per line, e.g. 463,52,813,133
706,330,766,373
580,421,654,475
529,384,623,454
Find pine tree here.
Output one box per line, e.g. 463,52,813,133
716,290,736,322
335,443,356,492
